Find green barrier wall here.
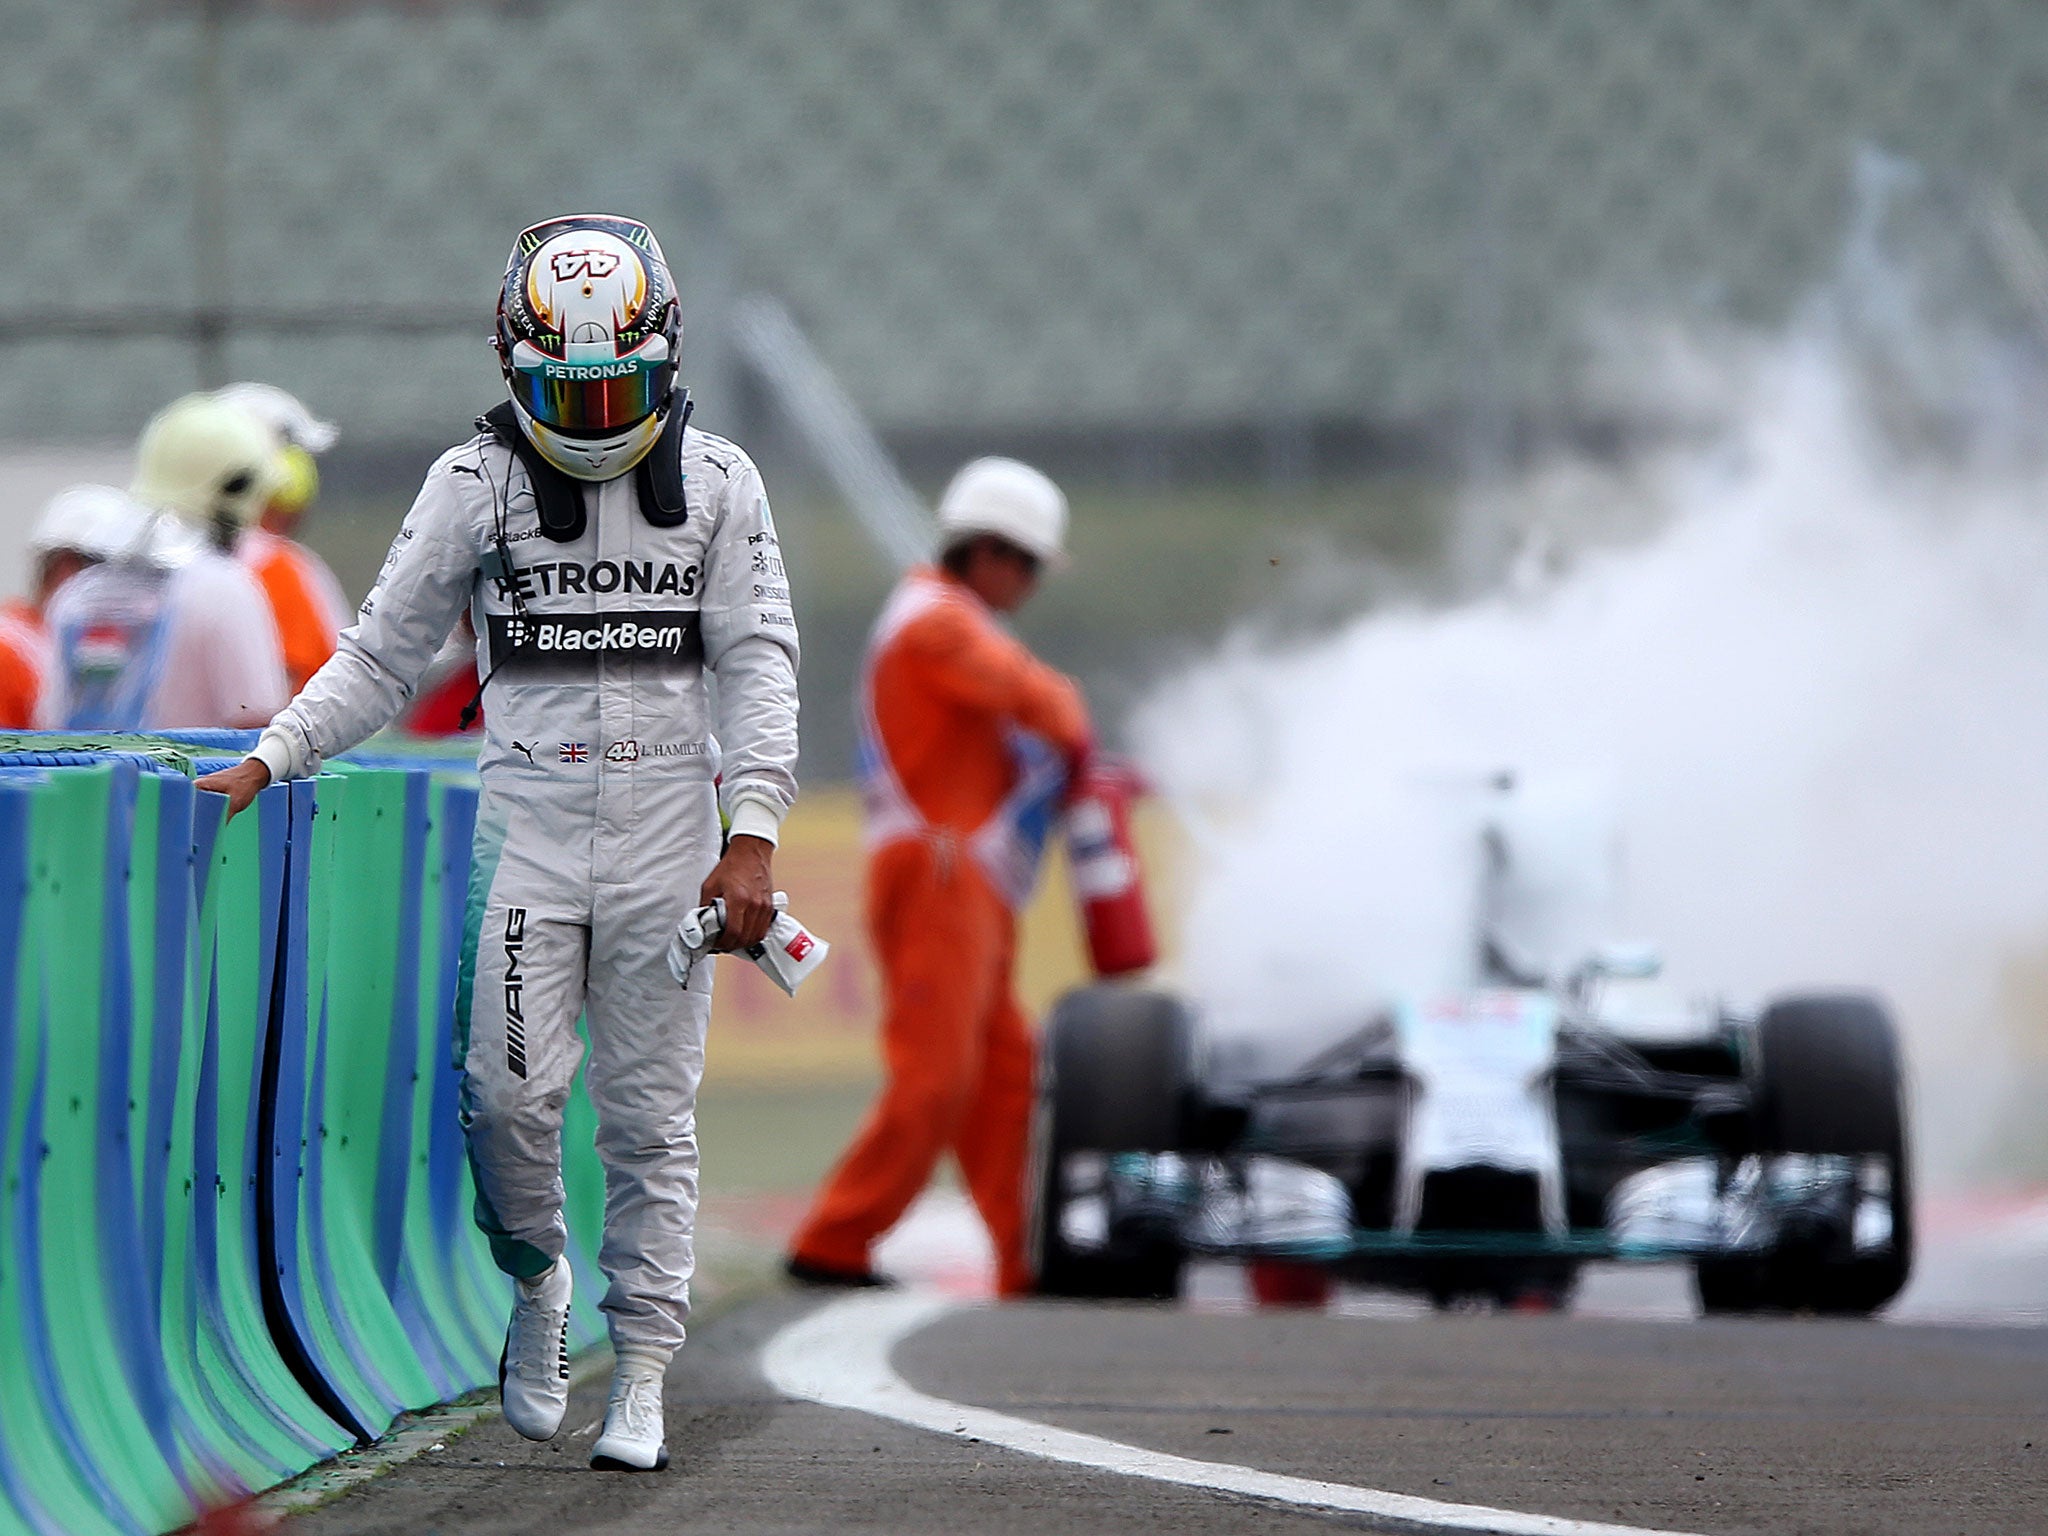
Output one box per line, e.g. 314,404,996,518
0,745,608,1535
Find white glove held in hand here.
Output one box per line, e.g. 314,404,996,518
666,892,832,996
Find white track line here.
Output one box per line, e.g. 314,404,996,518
762,1292,1702,1536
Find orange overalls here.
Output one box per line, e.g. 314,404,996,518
0,599,52,729
789,566,1089,1294
241,528,349,693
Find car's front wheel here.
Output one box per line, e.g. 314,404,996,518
1694,992,1912,1317
1028,985,1193,1300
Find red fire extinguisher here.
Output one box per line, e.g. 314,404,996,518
1064,755,1158,977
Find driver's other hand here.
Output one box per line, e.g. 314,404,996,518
194,758,273,822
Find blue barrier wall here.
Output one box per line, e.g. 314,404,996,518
0,741,605,1534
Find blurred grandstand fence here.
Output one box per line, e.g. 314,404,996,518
731,297,932,570
13,1,2048,479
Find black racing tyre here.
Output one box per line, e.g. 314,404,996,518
1028,985,1193,1300
1694,992,1913,1317
1693,1255,1769,1315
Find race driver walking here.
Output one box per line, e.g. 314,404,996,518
197,214,799,1473
785,458,1089,1297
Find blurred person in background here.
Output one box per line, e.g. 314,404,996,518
195,214,800,1476
216,382,351,692
0,485,150,728
786,457,1089,1297
45,394,288,730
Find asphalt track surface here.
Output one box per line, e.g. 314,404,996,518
282,1193,2048,1536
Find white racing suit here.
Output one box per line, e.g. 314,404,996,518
251,423,799,1353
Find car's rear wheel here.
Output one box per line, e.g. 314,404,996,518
1029,985,1193,1300
1693,1254,1769,1314
1694,993,1913,1317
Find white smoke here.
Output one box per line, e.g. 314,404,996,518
1135,173,2048,1186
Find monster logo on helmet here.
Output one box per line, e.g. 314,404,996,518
494,214,683,483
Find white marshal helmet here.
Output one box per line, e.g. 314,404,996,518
212,382,338,453
214,382,334,518
28,484,151,562
935,457,1069,566
130,393,282,534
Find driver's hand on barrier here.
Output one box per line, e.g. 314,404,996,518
194,758,273,822
700,834,775,951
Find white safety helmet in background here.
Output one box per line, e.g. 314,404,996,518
28,484,151,562
214,382,336,519
935,457,1069,566
130,393,282,537
212,382,338,453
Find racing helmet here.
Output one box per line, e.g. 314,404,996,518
936,457,1069,567
214,382,336,520
130,393,282,543
493,214,682,483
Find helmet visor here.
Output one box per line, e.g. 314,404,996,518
506,338,671,434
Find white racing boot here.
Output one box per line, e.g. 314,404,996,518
590,1351,670,1471
498,1260,574,1440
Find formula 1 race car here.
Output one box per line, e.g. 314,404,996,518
1028,787,1914,1316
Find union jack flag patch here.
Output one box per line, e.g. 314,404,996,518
558,742,589,764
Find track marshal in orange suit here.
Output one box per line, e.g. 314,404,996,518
787,458,1090,1296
